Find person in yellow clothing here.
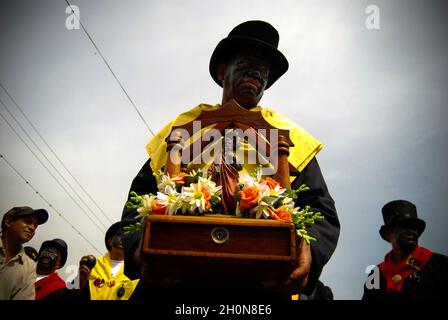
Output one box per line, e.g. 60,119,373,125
88,222,139,300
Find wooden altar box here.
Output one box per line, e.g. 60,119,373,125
141,214,297,281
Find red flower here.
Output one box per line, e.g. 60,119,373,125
152,200,167,215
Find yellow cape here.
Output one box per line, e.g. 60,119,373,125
88,252,139,300
146,104,323,178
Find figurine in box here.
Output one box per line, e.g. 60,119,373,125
121,20,340,300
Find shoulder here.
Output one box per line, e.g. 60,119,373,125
172,103,219,126
429,252,448,265
20,251,36,271
260,106,323,172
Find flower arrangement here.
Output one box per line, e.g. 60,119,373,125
125,168,324,244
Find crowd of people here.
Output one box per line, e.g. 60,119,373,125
1,20,446,301
0,206,138,300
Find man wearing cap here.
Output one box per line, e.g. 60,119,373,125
35,238,69,300
122,20,340,299
86,222,139,300
0,206,48,300
363,200,448,300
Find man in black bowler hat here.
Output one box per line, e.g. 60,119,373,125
122,20,340,300
35,238,69,300
363,200,448,300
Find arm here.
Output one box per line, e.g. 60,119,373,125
290,157,340,295
14,258,36,300
121,159,158,280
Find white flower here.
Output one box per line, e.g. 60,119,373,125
157,174,176,191
238,173,261,189
136,194,157,218
156,186,181,215
181,179,211,213
198,176,222,197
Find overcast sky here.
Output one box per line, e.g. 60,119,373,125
1,0,447,299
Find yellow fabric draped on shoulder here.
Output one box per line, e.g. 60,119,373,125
146,104,322,176
88,252,139,300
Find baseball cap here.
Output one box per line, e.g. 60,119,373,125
2,206,49,227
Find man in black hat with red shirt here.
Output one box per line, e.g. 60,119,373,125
363,200,448,300
35,238,69,300
122,20,340,300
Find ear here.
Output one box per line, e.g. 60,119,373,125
3,216,13,228
384,228,393,242
217,63,227,82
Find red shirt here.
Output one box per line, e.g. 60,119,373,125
35,272,67,300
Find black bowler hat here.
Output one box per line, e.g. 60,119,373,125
2,206,48,228
209,20,289,90
379,200,426,242
105,222,122,251
39,238,68,268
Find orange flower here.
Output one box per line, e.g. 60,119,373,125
269,206,292,222
264,177,280,189
171,172,189,185
201,185,212,210
152,200,167,215
238,186,260,212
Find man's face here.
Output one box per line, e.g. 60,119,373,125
37,247,62,275
5,214,39,244
219,53,271,109
109,229,124,250
389,221,420,253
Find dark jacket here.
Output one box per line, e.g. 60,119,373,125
363,252,448,300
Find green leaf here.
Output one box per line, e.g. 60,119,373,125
123,222,144,235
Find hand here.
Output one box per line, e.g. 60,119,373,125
286,240,311,291
261,239,312,294
78,255,94,289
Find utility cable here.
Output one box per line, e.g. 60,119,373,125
65,0,155,136
0,105,107,233
0,153,102,255
0,82,113,225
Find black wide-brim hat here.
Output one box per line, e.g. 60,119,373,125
379,200,426,242
105,222,122,251
39,238,68,268
209,20,289,90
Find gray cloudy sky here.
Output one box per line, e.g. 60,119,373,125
1,0,447,299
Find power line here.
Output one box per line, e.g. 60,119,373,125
0,153,102,255
0,98,108,230
0,103,107,233
0,82,113,225
64,0,155,137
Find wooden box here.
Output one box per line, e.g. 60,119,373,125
142,214,297,282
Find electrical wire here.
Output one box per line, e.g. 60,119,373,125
0,103,107,233
0,82,113,225
64,0,155,137
0,153,102,255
